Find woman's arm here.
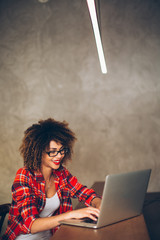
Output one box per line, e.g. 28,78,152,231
31,206,100,234
64,167,101,206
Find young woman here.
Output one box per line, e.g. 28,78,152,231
2,118,101,240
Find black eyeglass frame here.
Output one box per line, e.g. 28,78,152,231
45,148,69,157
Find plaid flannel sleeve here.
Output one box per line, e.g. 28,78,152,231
11,169,40,233
64,168,98,206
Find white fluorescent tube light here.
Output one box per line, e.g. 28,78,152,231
86,0,107,74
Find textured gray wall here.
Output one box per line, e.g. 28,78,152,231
0,0,160,210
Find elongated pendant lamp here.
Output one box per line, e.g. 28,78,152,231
86,0,107,74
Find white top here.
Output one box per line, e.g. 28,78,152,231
16,192,60,240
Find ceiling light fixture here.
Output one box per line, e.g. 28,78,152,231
38,0,49,3
86,0,107,74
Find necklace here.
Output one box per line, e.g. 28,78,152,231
45,175,53,190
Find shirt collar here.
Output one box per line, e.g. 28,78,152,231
33,165,64,183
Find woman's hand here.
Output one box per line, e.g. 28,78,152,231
67,207,100,221
91,197,102,210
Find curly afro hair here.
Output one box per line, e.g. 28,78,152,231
19,118,77,171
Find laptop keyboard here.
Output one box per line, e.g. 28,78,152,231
83,218,97,224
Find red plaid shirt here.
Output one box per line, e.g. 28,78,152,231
2,165,97,240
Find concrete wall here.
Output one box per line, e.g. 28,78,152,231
0,0,160,209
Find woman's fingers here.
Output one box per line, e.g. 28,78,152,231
86,207,100,220
72,207,100,220
86,207,99,217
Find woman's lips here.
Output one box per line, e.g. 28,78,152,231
52,160,61,165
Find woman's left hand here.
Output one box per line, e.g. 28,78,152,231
91,197,102,210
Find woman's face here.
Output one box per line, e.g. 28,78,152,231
41,140,65,170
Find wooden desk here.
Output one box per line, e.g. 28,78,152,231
51,214,150,240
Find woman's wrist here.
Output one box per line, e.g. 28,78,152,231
91,197,101,209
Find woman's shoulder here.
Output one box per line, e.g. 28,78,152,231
15,167,35,182
16,166,33,175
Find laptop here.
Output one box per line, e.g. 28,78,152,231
59,168,151,229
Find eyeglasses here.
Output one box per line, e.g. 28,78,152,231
45,148,69,157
